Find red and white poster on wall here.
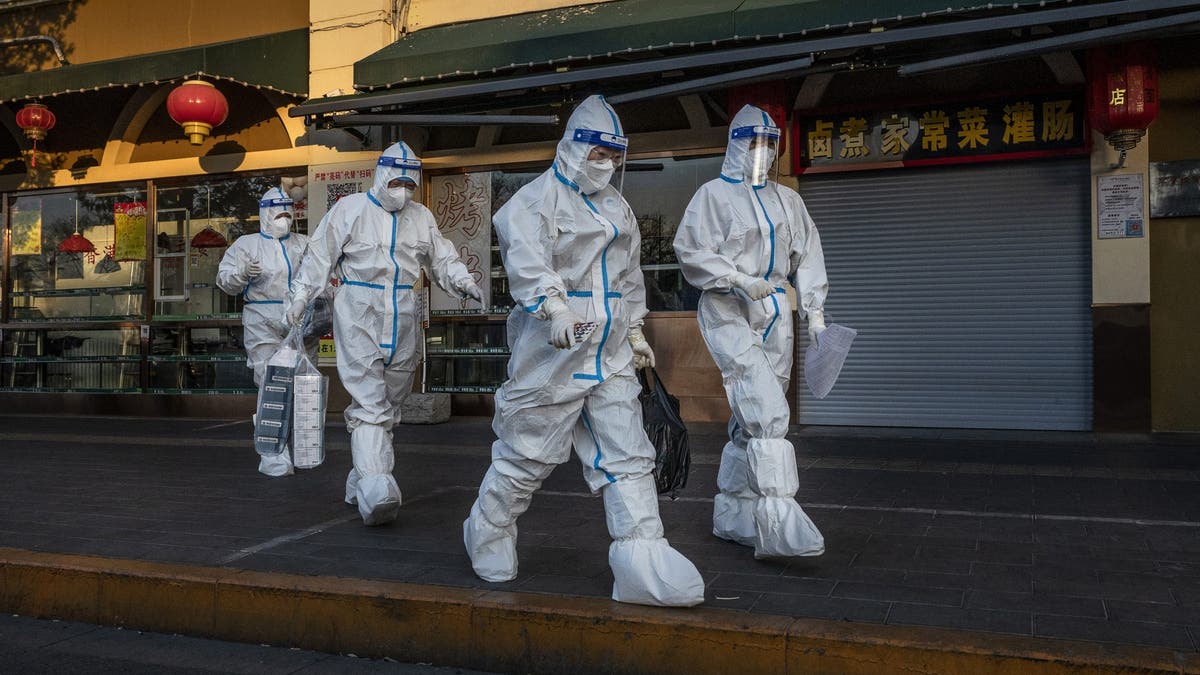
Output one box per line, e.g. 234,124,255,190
306,160,377,230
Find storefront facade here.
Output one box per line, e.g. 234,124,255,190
2,0,1197,431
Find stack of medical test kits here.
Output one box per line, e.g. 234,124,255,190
254,346,299,457
292,372,327,468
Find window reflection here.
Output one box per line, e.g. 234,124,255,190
624,154,723,311
8,187,148,322
154,174,303,320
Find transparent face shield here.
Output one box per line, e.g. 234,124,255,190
732,124,781,188
258,195,295,237
376,155,422,210
573,128,628,194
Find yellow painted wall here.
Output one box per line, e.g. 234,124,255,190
0,0,308,73
403,0,612,32
1090,133,1151,305
310,0,395,97
1148,65,1200,431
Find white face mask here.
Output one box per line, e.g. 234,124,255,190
576,158,615,195
744,143,776,187
376,184,413,212
388,186,410,208
264,213,291,238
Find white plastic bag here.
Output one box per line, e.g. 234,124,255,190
804,323,857,399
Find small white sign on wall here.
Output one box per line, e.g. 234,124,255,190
1097,173,1145,239
307,160,377,230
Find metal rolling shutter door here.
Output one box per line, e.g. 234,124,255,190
796,159,1092,430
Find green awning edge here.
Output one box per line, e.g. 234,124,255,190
355,0,741,90
0,28,308,104
352,0,1066,91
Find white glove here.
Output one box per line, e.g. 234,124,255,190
285,297,307,327
807,308,827,343
628,327,655,369
732,273,774,301
460,281,483,302
246,260,263,279
545,295,585,350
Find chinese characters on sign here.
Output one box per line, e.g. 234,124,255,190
1097,173,1145,239
795,93,1087,172
430,172,492,313
306,161,377,228
1149,161,1200,218
114,202,147,261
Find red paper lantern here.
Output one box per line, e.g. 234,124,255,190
728,81,788,155
166,80,229,145
1088,42,1158,157
15,102,56,167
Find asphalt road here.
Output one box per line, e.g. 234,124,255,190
0,613,495,675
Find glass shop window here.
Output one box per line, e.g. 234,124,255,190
1,326,141,392
487,170,541,313
152,172,307,319
7,187,148,322
623,154,723,312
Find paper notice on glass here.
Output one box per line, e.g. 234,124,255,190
804,323,857,399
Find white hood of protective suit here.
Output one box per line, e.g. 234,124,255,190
554,95,624,195
720,104,780,185
369,141,421,212
259,187,294,239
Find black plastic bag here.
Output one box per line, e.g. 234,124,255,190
302,286,336,341
638,366,690,497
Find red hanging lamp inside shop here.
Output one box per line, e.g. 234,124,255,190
58,199,96,254
166,79,229,145
190,190,229,248
1088,41,1158,168
15,101,56,167
190,226,228,248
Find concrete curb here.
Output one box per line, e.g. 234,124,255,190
2,547,1196,674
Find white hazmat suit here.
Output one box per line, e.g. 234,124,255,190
673,105,829,559
290,142,480,525
217,187,313,477
463,95,704,607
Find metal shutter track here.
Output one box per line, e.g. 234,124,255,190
796,159,1092,430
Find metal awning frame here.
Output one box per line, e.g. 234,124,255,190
292,0,1200,121
899,8,1200,75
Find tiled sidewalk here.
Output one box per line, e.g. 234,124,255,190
1,415,1198,653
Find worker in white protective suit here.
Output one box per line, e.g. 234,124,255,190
462,95,705,607
287,141,482,526
673,104,829,559
217,187,314,477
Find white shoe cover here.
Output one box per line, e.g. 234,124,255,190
258,446,294,477
356,474,401,526
713,493,756,546
604,476,704,607
747,438,824,558
345,468,360,505
463,501,518,582
350,424,401,526
712,442,756,546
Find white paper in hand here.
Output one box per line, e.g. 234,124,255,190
804,323,857,399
